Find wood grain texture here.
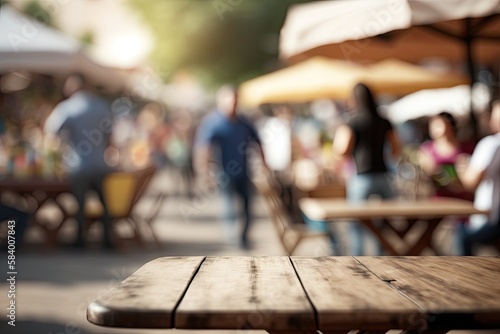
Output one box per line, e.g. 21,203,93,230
267,331,318,334
175,256,316,331
291,257,421,331
357,256,500,329
297,183,346,199
299,198,486,221
87,256,500,331
87,256,204,328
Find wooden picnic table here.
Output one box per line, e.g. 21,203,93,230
0,176,73,248
299,197,487,256
0,166,164,249
87,256,500,333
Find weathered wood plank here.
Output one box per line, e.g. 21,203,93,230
357,256,500,329
175,256,316,331
291,257,421,331
87,256,205,328
399,331,448,334
267,331,318,334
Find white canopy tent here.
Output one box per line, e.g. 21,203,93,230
0,5,125,92
280,0,500,65
279,0,500,136
384,83,491,123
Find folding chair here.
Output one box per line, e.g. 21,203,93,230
86,166,166,248
253,174,328,255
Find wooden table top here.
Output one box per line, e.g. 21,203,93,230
87,256,500,332
299,197,487,221
0,176,71,193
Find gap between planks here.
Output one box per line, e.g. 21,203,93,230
288,256,320,331
170,256,207,328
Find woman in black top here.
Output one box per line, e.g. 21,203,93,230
332,83,401,255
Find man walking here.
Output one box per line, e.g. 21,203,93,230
195,86,267,249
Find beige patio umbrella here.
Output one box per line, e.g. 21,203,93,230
364,58,468,95
239,57,364,107
239,57,467,107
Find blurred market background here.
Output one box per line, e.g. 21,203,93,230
0,0,499,333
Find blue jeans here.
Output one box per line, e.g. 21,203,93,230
70,171,112,246
304,214,341,255
220,177,251,247
347,173,395,256
453,221,468,255
457,220,500,256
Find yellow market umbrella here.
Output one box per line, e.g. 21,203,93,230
239,57,468,107
363,59,468,96
239,57,363,107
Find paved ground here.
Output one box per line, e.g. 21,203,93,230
0,170,497,334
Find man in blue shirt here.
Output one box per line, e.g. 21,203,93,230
195,86,268,249
45,74,113,249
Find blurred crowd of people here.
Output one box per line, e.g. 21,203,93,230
189,82,499,256
0,71,499,255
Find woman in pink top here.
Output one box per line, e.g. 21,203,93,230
419,112,473,201
419,112,473,255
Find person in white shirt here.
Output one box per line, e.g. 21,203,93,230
260,105,293,210
456,100,500,255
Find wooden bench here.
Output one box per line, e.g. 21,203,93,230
87,256,500,333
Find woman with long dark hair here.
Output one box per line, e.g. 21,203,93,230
419,112,472,201
419,112,475,254
332,83,401,255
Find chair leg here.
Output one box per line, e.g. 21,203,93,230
85,218,125,250
130,215,161,249
145,218,162,248
495,240,500,253
84,219,94,232
126,217,145,248
142,193,166,248
284,234,302,256
110,220,126,251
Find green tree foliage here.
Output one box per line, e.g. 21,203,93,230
79,30,95,47
128,0,314,87
22,0,54,27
